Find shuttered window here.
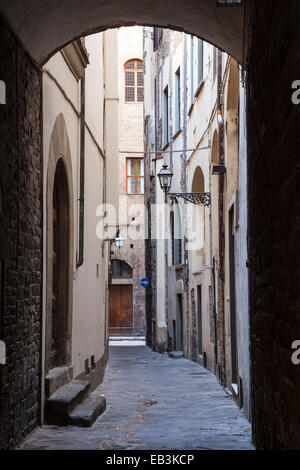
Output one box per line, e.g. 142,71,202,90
175,68,181,133
153,27,163,50
124,59,144,103
197,39,203,85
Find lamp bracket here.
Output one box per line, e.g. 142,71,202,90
168,192,211,206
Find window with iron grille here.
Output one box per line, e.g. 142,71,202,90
124,59,144,103
111,260,132,277
126,158,144,195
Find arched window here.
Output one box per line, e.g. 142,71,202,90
111,260,133,278
124,59,144,103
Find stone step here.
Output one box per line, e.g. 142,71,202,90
45,366,73,399
68,392,106,427
45,380,90,425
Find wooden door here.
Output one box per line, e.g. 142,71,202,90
197,286,203,355
176,294,183,351
51,180,59,368
109,285,133,335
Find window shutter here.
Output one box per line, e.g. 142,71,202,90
198,39,203,85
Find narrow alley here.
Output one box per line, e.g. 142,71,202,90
20,344,252,451
0,1,299,452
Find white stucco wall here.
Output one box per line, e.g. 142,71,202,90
235,80,250,419
42,32,117,387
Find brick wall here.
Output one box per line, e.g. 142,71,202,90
0,18,42,449
246,0,300,449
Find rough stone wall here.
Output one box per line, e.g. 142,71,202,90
246,0,300,450
0,18,42,449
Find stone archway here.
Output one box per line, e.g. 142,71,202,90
0,0,244,64
45,114,74,374
110,247,145,336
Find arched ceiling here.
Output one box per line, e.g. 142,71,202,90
0,0,244,65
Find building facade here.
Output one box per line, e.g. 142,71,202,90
144,28,250,420
109,27,146,337
41,32,119,424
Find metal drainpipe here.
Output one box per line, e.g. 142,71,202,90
77,70,85,269
217,49,226,385
212,257,218,370
182,34,190,357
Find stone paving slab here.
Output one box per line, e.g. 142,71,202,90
19,346,254,450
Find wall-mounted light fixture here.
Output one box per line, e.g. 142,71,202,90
157,164,211,206
157,164,173,194
115,235,124,249
216,0,243,6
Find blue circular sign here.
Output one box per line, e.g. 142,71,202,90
140,278,150,288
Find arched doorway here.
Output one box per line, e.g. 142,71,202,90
45,115,74,376
50,160,70,369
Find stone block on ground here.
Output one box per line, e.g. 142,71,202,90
45,380,90,425
68,393,106,427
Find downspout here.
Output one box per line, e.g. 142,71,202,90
77,70,85,268
212,256,218,370
182,34,190,357
217,49,226,385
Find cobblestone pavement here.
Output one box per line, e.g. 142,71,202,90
20,346,254,450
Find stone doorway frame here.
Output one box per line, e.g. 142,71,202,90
45,114,74,375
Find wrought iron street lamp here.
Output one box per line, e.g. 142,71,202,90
157,164,211,207
157,164,173,194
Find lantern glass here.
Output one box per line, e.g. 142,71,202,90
158,164,173,193
115,236,124,248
